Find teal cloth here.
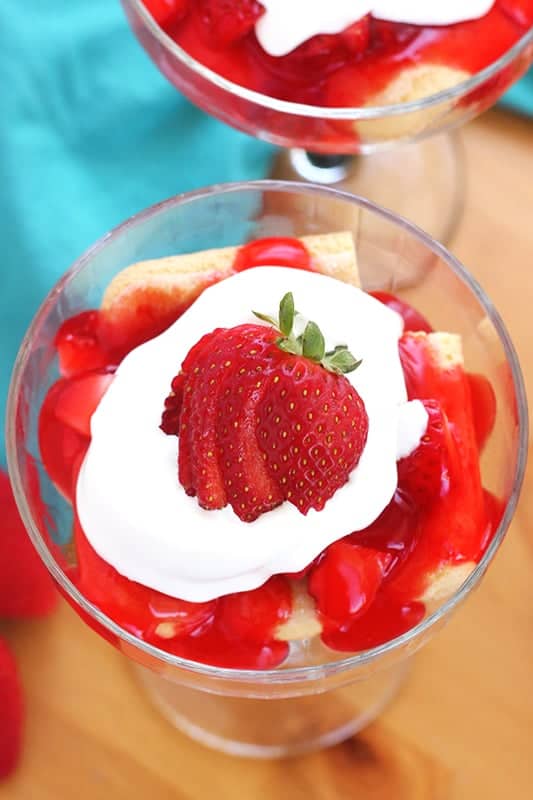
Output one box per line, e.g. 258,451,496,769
0,3,531,467
501,68,533,115
0,1,274,466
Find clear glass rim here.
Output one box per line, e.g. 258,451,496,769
6,179,529,685
122,0,533,121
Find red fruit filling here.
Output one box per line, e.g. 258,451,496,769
143,0,189,27
198,0,264,46
309,542,392,626
55,310,111,378
37,246,502,669
142,0,533,115
233,237,312,272
39,369,113,500
73,515,289,669
467,373,497,452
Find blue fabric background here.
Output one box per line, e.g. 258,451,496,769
0,1,275,466
0,1,530,466
500,67,533,114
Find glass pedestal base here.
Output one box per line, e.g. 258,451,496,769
271,133,465,245
133,659,411,759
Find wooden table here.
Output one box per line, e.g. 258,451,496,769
1,109,533,800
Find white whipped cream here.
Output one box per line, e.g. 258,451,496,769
256,1,495,57
77,268,427,602
397,398,428,460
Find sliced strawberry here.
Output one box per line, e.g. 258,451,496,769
393,332,488,597
183,328,238,508
399,333,485,472
0,471,57,619
220,385,284,520
175,329,223,496
233,237,312,272
186,327,273,511
467,373,497,452
198,0,264,46
0,637,23,779
309,542,392,626
142,0,189,27
54,310,112,378
160,372,186,435
165,293,367,521
215,326,283,520
39,379,90,500
397,399,457,507
370,291,433,333
53,370,114,438
256,355,368,515
166,324,283,517
217,576,292,644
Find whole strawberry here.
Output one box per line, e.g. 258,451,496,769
0,637,23,780
162,292,368,521
0,469,58,779
0,471,57,619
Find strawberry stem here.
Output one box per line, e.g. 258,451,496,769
253,292,362,375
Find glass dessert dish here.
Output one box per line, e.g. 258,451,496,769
120,0,533,241
7,181,527,758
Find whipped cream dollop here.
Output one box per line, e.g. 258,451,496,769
77,268,427,602
256,1,495,56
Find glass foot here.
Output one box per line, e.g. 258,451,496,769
133,660,411,759
272,133,465,245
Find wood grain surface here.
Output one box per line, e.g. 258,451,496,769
1,109,533,800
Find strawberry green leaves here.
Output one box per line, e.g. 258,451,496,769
254,292,362,376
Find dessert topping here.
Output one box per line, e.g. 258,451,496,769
162,292,368,520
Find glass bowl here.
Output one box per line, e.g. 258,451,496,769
121,1,533,153
120,1,533,240
6,181,528,758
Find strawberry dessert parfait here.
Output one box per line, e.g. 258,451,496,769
125,0,533,150
121,1,533,241
7,183,527,757
140,0,533,107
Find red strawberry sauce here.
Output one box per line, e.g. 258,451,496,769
233,237,313,272
38,237,499,668
150,2,532,109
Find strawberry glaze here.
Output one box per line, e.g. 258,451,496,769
233,237,313,271
38,240,498,668
156,3,533,107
